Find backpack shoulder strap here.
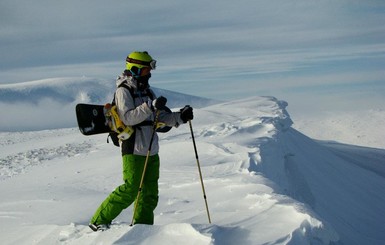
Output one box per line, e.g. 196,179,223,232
112,83,154,110
118,83,134,94
116,83,154,100
112,83,135,105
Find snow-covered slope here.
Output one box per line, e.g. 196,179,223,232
292,110,385,149
1,95,384,245
0,77,218,131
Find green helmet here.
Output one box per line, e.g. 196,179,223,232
125,51,156,72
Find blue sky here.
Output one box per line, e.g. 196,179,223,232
1,0,384,113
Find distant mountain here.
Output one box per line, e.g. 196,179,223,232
0,77,114,104
0,77,218,131
150,87,218,109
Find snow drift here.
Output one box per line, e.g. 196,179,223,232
0,79,384,245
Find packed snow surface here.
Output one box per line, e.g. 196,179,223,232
0,79,384,244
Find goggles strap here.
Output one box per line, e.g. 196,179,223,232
126,58,156,70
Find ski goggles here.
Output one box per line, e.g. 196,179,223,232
130,66,152,77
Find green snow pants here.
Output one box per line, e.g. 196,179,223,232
90,154,160,225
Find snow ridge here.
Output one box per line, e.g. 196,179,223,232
194,97,340,244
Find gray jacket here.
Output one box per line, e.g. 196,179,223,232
114,74,184,156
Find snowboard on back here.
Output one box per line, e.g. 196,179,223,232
75,103,112,136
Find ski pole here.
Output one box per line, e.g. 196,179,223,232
130,110,160,226
189,120,212,224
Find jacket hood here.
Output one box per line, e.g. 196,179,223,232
116,73,137,89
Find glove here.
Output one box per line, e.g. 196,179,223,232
180,105,193,123
151,96,167,111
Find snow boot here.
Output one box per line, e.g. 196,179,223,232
89,223,110,232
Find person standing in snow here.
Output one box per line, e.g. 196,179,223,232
89,51,193,231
